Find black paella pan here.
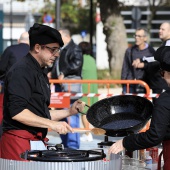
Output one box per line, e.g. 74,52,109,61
85,95,153,137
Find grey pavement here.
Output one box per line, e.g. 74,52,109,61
46,131,123,150
46,132,160,170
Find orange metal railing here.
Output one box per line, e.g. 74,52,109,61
49,79,150,95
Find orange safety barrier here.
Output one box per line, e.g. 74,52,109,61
49,79,150,108
49,79,151,133
49,79,150,93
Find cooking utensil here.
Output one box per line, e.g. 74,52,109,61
20,149,106,162
86,95,153,137
74,128,106,135
77,104,90,115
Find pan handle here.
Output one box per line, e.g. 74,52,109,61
77,104,90,115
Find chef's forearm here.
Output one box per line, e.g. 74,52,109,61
50,100,84,121
12,109,54,128
50,109,71,121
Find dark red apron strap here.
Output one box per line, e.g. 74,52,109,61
7,130,49,142
6,130,37,140
36,132,49,143
157,150,163,170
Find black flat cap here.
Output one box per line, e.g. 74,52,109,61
28,23,64,47
154,40,170,71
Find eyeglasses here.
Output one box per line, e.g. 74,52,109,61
133,35,145,38
41,45,60,55
159,68,165,77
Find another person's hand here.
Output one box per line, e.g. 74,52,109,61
47,72,52,79
132,58,144,68
58,74,64,80
69,100,85,115
108,139,125,154
132,58,140,68
50,121,73,134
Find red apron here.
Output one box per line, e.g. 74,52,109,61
158,140,170,170
0,130,48,161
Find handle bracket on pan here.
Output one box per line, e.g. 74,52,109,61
77,104,90,115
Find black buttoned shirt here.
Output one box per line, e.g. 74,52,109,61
2,53,51,138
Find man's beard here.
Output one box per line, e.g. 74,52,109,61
48,63,53,68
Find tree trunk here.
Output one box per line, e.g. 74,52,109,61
104,15,127,78
99,0,127,79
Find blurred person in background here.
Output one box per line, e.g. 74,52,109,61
49,28,83,149
78,41,98,142
121,28,155,94
132,23,170,103
159,22,170,42
0,32,29,138
0,32,29,81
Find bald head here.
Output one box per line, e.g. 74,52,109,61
159,22,170,41
58,28,71,45
18,32,29,45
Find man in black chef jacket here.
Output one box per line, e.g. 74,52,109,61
0,23,85,161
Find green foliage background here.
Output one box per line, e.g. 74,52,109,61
39,1,94,35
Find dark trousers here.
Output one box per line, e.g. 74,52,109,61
122,84,136,94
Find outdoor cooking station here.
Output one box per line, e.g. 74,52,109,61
0,158,111,170
0,146,117,170
0,95,154,170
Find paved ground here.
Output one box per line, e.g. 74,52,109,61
46,131,123,150
46,132,160,170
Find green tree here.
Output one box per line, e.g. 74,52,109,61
39,0,92,35
60,2,91,34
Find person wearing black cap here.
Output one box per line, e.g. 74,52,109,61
0,23,85,161
109,43,170,170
